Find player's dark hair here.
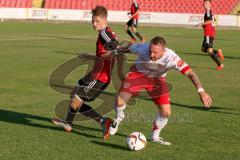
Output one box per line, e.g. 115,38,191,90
150,36,166,47
204,0,212,2
91,6,108,18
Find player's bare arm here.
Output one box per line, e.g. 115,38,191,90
196,20,213,27
101,43,131,58
185,69,202,89
184,69,212,108
129,10,139,19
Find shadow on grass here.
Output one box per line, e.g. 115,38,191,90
177,51,240,60
171,102,240,116
90,140,128,151
0,109,110,139
54,51,80,55
72,124,128,138
48,81,240,117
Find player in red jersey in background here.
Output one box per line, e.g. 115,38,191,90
52,6,121,139
196,0,224,70
125,0,145,43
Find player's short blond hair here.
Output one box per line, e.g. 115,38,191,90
91,6,108,18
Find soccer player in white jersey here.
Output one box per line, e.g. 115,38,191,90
105,36,212,145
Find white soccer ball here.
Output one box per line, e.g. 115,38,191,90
126,132,147,151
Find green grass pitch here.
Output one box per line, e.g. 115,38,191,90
0,22,239,160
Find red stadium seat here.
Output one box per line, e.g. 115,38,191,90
71,0,77,9
5,0,11,7
27,0,32,8
44,0,51,8
76,0,83,9
55,0,62,9
16,0,22,8
10,0,17,7
50,0,57,9
2,0,239,14
21,0,28,8
60,0,66,9
65,0,72,9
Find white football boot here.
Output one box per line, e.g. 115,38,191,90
109,119,120,135
151,136,171,145
52,117,72,132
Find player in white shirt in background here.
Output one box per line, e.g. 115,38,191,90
104,36,212,145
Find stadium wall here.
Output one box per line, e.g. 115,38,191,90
1,8,239,27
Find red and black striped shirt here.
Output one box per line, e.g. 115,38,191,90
91,26,118,83
131,2,139,20
203,9,216,37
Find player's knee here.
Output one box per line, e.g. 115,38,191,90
70,95,83,110
207,48,213,54
116,100,126,108
125,26,129,31
132,27,136,33
116,96,126,107
161,110,171,117
159,105,171,117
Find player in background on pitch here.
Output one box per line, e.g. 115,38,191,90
196,0,224,70
125,0,145,43
103,36,212,145
52,6,122,139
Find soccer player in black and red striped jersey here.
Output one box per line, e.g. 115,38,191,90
196,0,224,70
125,0,145,43
52,6,121,139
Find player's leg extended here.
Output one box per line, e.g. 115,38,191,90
202,36,223,70
74,79,112,139
125,20,136,42
151,104,171,145
209,38,224,62
109,92,133,135
148,77,171,145
70,84,112,139
66,86,105,124
216,49,224,61
207,47,224,70
52,87,82,132
66,90,83,125
131,20,145,43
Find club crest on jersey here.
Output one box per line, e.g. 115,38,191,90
123,82,131,88
177,60,184,67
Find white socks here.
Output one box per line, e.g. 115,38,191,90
151,113,168,140
114,104,126,122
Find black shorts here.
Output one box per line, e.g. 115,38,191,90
127,18,138,28
202,36,214,49
74,76,109,102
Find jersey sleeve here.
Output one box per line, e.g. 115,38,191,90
170,51,190,74
128,44,140,53
100,28,119,51
128,44,148,55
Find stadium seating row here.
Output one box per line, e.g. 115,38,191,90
43,0,240,14
1,0,239,15
0,0,32,8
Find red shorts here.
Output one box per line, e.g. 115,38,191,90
119,68,170,105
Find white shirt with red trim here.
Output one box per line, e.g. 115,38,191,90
129,43,190,77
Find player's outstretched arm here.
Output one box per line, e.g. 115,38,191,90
184,69,212,108
195,20,213,27
101,43,132,59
